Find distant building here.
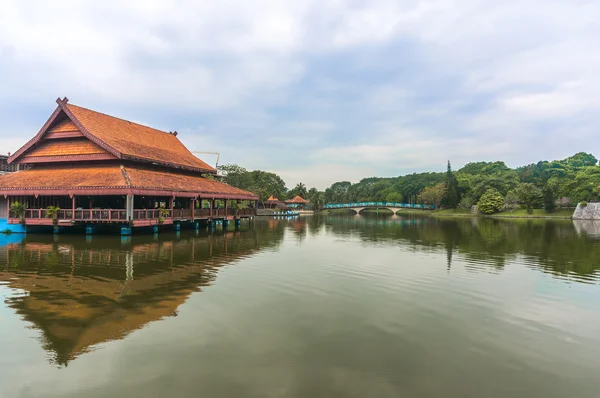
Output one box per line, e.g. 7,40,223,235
285,195,310,210
264,195,286,209
0,154,20,174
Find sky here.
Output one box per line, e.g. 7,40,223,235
0,0,598,190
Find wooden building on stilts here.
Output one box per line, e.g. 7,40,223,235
0,97,258,235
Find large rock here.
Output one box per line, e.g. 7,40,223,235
572,202,600,220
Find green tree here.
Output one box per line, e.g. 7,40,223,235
441,161,460,209
477,188,505,214
307,188,325,211
565,152,598,168
289,182,308,199
543,186,556,213
218,164,287,203
218,164,249,187
504,190,519,211
514,183,543,213
325,181,352,203
418,182,446,208
566,166,600,202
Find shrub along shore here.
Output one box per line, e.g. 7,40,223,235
430,208,575,219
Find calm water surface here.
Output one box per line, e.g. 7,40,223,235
1,215,600,398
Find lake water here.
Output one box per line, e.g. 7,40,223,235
1,215,600,398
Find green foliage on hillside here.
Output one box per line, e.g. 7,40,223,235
220,151,599,212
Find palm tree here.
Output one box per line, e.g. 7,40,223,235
307,188,325,211
294,182,308,198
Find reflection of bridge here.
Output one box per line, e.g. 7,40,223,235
324,202,435,214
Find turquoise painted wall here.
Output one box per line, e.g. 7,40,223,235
0,218,26,234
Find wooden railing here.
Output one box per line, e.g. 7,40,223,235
133,209,168,220
194,208,212,217
14,207,256,222
75,210,128,221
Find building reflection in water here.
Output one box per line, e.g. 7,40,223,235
0,224,285,366
1,215,599,367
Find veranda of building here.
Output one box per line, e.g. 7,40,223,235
0,97,258,234
285,195,310,210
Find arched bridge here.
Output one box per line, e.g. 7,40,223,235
324,202,435,214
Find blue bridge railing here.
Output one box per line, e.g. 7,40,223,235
324,202,435,210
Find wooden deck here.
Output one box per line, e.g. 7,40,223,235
9,208,255,227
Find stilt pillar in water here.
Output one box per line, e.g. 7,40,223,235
195,221,200,231
153,225,159,234
126,194,134,222
121,226,132,236
223,219,230,229
175,222,181,231
53,226,60,234
85,224,95,235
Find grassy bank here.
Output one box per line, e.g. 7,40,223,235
432,208,574,219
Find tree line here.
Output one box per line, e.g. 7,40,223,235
219,152,599,213
218,164,325,211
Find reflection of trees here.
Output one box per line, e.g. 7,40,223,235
289,217,308,242
321,215,600,280
307,216,324,236
0,224,284,366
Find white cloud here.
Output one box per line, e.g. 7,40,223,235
499,80,598,118
1,0,599,188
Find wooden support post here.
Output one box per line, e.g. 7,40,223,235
71,195,75,220
191,198,195,217
6,196,10,218
210,199,214,218
126,195,134,221
224,199,228,217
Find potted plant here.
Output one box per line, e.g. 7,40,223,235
158,205,169,224
9,202,26,225
46,206,60,226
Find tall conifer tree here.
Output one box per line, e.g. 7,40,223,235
441,161,460,209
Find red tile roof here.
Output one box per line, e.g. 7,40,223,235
285,195,309,204
265,195,280,202
0,164,257,199
7,99,217,174
48,119,80,133
65,104,215,173
25,139,109,157
124,167,256,198
0,165,128,188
